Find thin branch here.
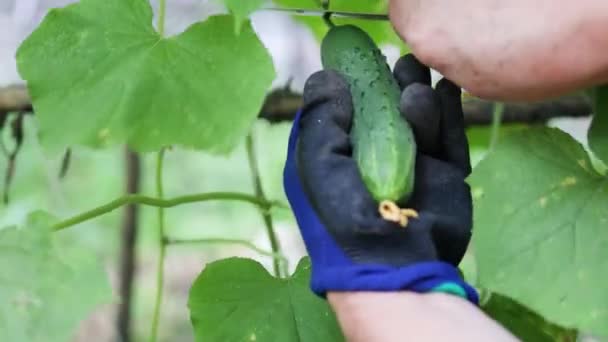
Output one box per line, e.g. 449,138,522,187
0,85,31,113
259,88,593,126
116,149,141,342
462,94,592,126
51,192,277,231
246,132,287,277
58,148,72,179
166,237,288,266
0,86,592,128
3,112,24,204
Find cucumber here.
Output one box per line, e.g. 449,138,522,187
321,25,417,207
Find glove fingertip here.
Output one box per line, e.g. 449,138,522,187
393,54,432,89
400,83,441,154
302,70,354,131
435,78,461,97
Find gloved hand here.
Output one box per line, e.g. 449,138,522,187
283,54,478,303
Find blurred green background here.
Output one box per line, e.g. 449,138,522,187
1,115,306,341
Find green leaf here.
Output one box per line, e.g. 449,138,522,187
17,0,275,153
188,257,344,341
223,0,265,33
0,212,112,342
466,124,530,167
481,292,577,342
588,85,608,164
469,127,608,336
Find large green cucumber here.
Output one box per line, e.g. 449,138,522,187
321,24,416,204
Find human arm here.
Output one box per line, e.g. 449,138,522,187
328,292,518,342
283,54,518,341
388,0,608,101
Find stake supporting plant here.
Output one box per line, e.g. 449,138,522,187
246,131,288,278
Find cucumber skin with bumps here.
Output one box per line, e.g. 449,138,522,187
320,25,416,203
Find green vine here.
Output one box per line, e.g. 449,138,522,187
157,0,167,37
51,192,279,231
489,102,504,150
148,1,166,340
260,7,389,21
149,149,167,342
166,237,288,266
246,131,288,277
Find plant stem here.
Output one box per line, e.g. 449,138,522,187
320,0,335,28
157,0,167,37
149,149,166,342
245,132,287,277
166,237,288,266
489,102,505,150
51,192,276,231
260,7,389,21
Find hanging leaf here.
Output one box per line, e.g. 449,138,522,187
17,0,275,153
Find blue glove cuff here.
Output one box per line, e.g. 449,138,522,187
310,261,479,304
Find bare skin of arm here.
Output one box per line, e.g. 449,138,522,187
388,0,608,101
328,292,520,342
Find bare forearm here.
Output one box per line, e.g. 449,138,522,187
328,292,519,342
389,0,608,101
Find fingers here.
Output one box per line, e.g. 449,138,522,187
393,54,431,90
394,54,442,155
302,70,354,132
400,83,441,155
436,78,472,175
429,213,472,266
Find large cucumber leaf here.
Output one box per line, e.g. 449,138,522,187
469,127,608,336
17,0,274,153
188,257,344,341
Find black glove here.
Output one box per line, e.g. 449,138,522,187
295,54,473,268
